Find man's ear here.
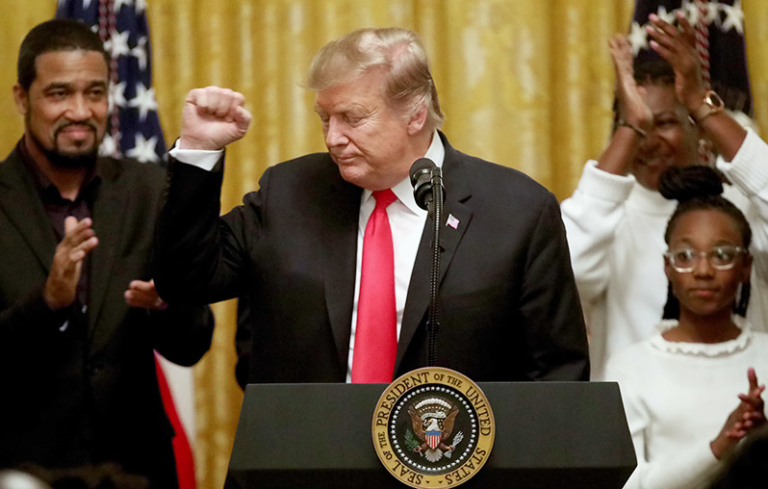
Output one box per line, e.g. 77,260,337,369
13,84,29,116
407,104,428,136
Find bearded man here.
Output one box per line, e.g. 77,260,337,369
0,19,214,489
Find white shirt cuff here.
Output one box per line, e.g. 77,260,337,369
169,140,223,172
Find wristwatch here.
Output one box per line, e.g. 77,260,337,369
690,90,724,123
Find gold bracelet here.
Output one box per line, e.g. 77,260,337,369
617,119,647,138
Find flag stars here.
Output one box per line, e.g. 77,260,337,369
79,0,93,9
114,0,134,13
629,0,744,57
628,21,648,56
109,81,127,112
105,29,131,59
704,1,722,26
722,0,744,34
132,36,148,71
58,0,167,164
128,83,158,121
126,134,160,163
99,134,119,158
681,0,701,26
655,6,676,25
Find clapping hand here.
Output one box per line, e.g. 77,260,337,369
609,34,652,132
124,279,168,311
731,368,767,434
711,368,766,459
646,11,707,113
44,217,99,310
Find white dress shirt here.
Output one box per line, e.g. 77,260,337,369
346,132,445,381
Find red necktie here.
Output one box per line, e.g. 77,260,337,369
352,189,398,383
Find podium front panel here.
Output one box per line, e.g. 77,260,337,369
226,382,635,489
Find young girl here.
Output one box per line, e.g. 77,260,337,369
605,166,767,489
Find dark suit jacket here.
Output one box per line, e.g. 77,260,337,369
156,133,588,383
0,146,214,488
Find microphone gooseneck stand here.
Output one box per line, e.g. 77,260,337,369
426,167,443,367
409,158,444,367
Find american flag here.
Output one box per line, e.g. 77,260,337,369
56,0,167,164
55,2,193,488
446,214,460,230
627,0,752,117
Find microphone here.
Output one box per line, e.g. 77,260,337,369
409,158,444,211
409,157,446,367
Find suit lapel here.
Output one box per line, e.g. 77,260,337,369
88,160,126,335
0,150,59,273
396,136,474,373
322,166,363,372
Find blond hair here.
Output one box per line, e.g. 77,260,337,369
307,27,445,132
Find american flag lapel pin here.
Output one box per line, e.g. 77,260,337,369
446,214,460,230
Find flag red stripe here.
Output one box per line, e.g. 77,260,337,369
155,354,196,489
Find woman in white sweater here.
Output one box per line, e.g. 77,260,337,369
605,165,767,489
561,12,768,380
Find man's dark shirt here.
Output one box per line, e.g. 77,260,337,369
17,140,99,310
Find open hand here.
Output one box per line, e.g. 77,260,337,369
179,86,252,150
609,34,652,130
646,11,706,112
731,367,767,433
124,279,168,310
711,368,766,459
44,216,99,310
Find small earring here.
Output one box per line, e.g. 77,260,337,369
698,138,714,166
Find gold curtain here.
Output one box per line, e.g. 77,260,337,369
2,1,768,488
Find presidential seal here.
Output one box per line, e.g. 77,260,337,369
372,367,495,488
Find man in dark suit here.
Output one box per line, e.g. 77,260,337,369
0,20,214,488
155,27,588,384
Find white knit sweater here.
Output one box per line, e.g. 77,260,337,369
604,320,768,489
561,129,768,379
